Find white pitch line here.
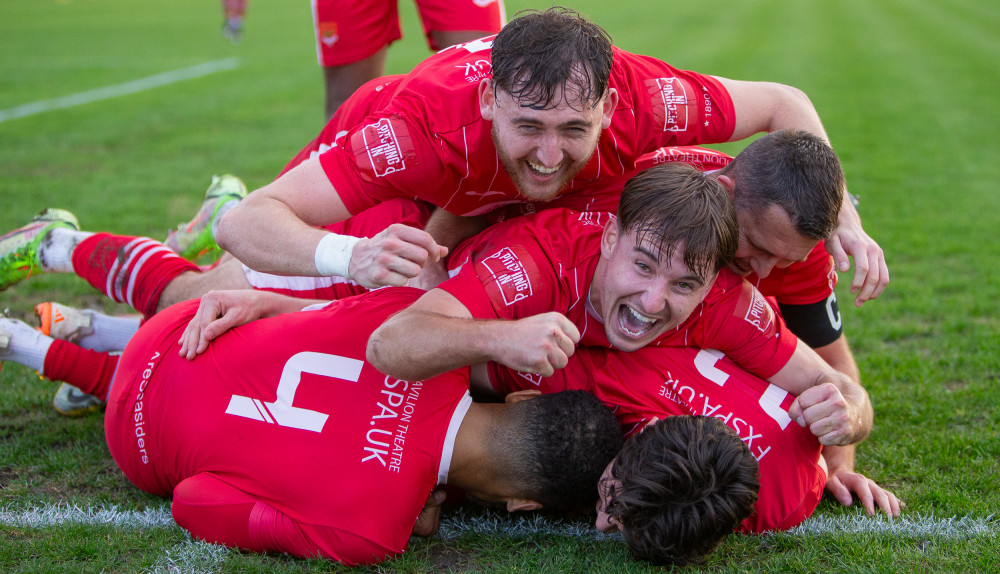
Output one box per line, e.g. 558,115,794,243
438,509,999,540
0,502,175,528
2,503,995,541
0,58,240,124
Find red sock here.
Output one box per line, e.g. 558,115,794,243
43,340,119,399
71,234,199,319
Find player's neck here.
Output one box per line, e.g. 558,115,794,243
447,403,506,494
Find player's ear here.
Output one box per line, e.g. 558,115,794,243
600,88,618,129
504,389,542,404
479,79,496,121
717,174,735,195
601,218,620,258
506,498,542,512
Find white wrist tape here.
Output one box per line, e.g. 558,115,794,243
314,233,361,278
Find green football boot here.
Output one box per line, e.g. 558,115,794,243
0,208,79,291
165,174,248,261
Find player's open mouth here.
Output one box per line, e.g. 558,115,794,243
617,305,657,337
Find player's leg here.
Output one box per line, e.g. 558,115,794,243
417,0,506,51
35,302,140,353
322,49,389,122
312,0,399,120
0,317,118,412
33,302,140,415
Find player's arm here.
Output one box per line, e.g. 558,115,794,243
778,296,860,381
812,335,861,382
178,290,328,359
768,341,873,447
822,445,903,517
366,288,580,381
216,157,446,288
716,76,889,306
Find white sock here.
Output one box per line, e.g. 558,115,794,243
38,228,94,273
78,311,142,353
0,318,54,374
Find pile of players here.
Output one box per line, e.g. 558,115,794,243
0,7,901,567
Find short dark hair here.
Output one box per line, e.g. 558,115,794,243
605,416,759,566
497,391,624,510
490,7,614,111
720,129,845,240
617,162,739,281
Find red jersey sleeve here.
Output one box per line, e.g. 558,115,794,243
689,273,798,380
318,113,451,215
610,48,736,156
438,232,563,322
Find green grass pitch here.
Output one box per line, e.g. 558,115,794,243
1,0,998,572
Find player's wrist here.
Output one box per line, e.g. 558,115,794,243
314,233,361,278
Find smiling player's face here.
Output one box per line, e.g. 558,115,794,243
481,80,617,202
590,220,716,352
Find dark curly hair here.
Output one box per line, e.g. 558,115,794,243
490,7,614,111
604,416,759,566
492,390,624,510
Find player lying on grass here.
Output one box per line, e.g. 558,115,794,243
0,288,761,567
4,155,897,536
1,148,892,521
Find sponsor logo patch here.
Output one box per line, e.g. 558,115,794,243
479,247,533,306
646,77,691,132
351,117,412,178
742,287,774,333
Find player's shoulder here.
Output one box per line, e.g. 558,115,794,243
393,39,494,130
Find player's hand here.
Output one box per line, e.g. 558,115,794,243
826,468,903,517
826,201,889,307
348,224,449,289
495,312,580,377
788,382,864,446
178,290,270,360
412,489,447,537
404,253,450,291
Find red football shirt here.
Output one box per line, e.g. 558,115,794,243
105,288,472,565
488,345,826,533
287,38,735,216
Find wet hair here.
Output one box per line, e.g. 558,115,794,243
604,416,759,566
493,391,624,510
616,162,739,281
490,7,614,111
719,129,845,240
